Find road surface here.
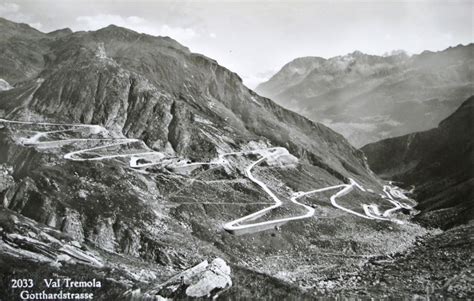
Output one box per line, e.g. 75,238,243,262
0,118,416,235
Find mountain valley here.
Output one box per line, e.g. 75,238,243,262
0,17,472,300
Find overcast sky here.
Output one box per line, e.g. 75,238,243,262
1,0,472,88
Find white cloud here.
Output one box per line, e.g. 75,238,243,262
441,33,453,41
160,24,198,40
76,15,144,30
75,14,199,42
209,32,217,39
0,2,20,14
242,70,277,89
0,2,41,29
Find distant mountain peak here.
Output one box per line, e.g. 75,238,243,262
0,16,44,39
383,49,410,58
256,44,474,147
100,23,135,32
93,24,141,40
350,50,364,56
47,28,73,37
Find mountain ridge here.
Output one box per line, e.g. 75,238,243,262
256,44,474,147
0,17,373,183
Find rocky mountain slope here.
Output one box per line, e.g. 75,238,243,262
362,97,474,229
0,17,468,299
256,45,474,147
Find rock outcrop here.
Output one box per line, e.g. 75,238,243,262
185,258,232,298
140,258,232,299
0,79,12,91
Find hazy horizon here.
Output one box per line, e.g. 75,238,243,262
1,0,472,88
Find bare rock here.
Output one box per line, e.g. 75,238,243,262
147,257,232,299
0,79,12,91
0,164,14,197
88,217,116,252
61,209,85,243
185,258,232,298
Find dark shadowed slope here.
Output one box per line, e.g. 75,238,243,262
362,96,474,228
256,46,474,147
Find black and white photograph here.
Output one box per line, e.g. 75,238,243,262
0,0,472,300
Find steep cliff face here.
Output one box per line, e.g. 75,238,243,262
362,97,474,228
0,19,372,182
256,46,474,147
0,18,437,299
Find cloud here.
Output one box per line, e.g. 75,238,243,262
242,70,277,89
0,2,42,29
0,2,20,14
75,15,145,30
160,24,198,40
75,14,199,42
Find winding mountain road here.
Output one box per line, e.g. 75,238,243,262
0,118,416,235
